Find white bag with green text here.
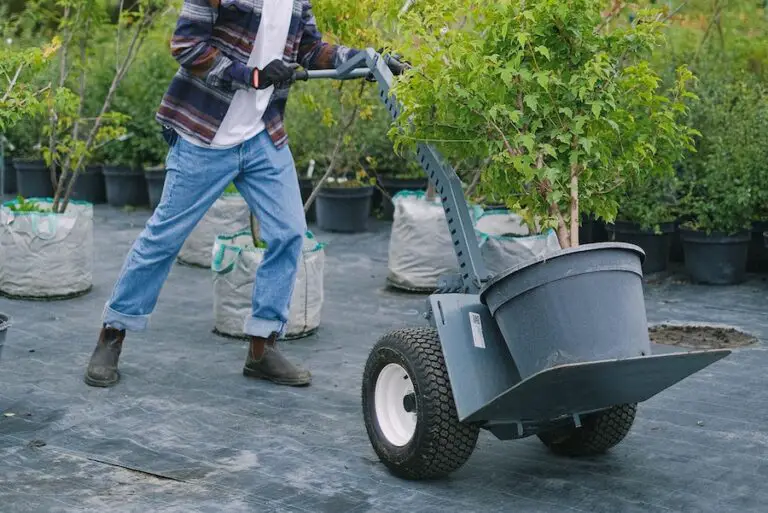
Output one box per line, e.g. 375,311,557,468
211,230,325,339
0,198,93,298
475,209,561,276
178,192,251,268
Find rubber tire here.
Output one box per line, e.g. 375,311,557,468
537,404,637,457
362,327,479,480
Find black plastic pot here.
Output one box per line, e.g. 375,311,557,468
680,229,750,285
66,165,107,204
608,221,674,274
103,165,149,207
145,167,167,209
316,185,374,233
14,159,54,198
2,157,17,194
669,218,687,263
378,176,428,220
480,243,649,380
299,177,316,223
0,313,8,361
746,221,768,273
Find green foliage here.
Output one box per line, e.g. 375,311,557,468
6,195,50,212
388,0,699,247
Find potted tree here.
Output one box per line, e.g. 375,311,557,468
676,77,763,285
1,0,168,299
384,1,697,453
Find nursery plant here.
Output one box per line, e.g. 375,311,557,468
387,0,700,248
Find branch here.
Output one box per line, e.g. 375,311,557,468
0,63,24,103
303,81,367,213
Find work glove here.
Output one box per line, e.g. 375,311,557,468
253,59,294,90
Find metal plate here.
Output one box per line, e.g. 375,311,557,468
463,349,731,423
428,294,522,422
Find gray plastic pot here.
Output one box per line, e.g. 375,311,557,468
608,220,674,274
145,167,167,209
680,229,750,285
378,176,428,220
480,243,649,381
747,221,768,273
0,313,9,361
316,185,374,233
103,165,149,207
14,159,54,198
2,157,17,194
66,165,107,204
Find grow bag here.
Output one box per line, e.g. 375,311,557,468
475,209,561,276
211,230,325,340
387,191,483,292
480,243,648,381
178,192,251,268
608,221,674,274
0,198,93,299
0,313,9,361
680,229,750,285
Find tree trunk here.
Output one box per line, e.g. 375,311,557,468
569,164,580,247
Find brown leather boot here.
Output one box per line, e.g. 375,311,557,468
243,333,311,386
84,326,125,388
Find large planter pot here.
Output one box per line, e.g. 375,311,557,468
178,192,251,267
608,220,674,274
212,230,325,340
669,218,687,263
480,243,649,380
0,313,9,361
66,165,107,204
145,167,167,209
298,177,316,223
2,158,17,194
14,159,54,198
0,198,93,299
316,185,374,233
103,165,149,207
746,221,768,273
378,176,428,220
680,229,750,285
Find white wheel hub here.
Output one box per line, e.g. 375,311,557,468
374,363,417,446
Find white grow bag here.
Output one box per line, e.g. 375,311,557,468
475,209,561,276
178,192,251,268
212,230,325,340
387,191,483,292
0,198,93,299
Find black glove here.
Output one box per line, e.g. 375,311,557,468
254,60,294,89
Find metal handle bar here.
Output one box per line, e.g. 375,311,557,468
293,55,409,82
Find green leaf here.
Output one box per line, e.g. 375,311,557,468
534,46,551,60
524,94,539,112
591,103,602,119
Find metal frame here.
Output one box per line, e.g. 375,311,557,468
299,48,492,293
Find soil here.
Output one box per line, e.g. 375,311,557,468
649,324,758,349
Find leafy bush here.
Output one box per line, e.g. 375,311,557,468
388,0,697,247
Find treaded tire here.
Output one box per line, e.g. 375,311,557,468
537,404,637,457
362,327,479,480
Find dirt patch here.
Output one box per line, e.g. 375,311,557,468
649,324,758,349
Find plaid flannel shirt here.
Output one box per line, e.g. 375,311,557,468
156,0,360,148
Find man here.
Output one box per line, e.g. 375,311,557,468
84,0,399,388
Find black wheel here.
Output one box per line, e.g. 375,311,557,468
362,327,479,480
537,404,637,457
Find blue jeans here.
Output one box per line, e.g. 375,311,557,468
102,130,306,338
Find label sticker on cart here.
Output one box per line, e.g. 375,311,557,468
469,312,486,349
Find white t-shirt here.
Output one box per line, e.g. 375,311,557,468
180,0,294,150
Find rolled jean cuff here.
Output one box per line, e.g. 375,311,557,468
243,317,285,338
102,304,150,332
